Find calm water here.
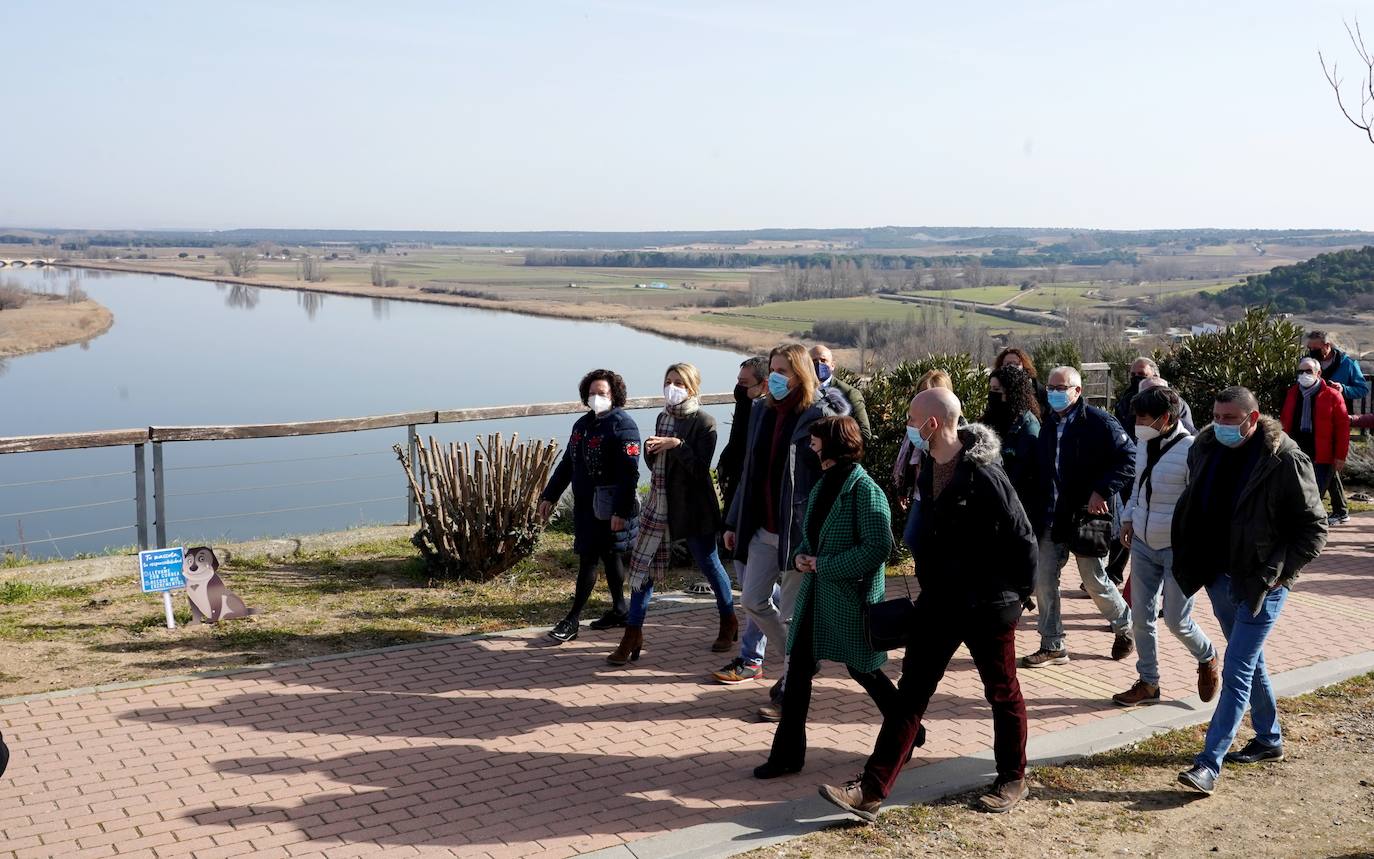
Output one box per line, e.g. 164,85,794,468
0,267,746,559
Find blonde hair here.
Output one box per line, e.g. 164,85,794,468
917,369,953,392
664,362,701,397
767,343,819,412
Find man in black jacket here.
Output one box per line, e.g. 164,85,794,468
819,388,1037,821
717,356,768,518
1022,366,1136,668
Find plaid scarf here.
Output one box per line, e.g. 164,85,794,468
1299,379,1321,433
629,397,699,592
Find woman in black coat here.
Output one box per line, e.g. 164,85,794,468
538,369,642,643
981,365,1042,516
609,363,739,665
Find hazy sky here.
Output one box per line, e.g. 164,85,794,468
4,0,1372,232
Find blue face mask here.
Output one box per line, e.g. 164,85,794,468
906,423,931,452
815,362,832,383
1213,421,1248,448
1047,390,1072,412
768,371,791,400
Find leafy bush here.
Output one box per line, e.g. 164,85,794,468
1159,306,1304,417
1032,339,1082,375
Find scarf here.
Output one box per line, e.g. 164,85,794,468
629,397,699,592
1299,380,1321,433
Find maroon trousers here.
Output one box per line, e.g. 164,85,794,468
861,594,1028,798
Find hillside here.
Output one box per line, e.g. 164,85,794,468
1219,246,1374,312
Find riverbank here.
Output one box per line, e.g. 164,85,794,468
0,293,114,358
62,259,788,356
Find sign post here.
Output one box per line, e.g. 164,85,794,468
139,547,186,629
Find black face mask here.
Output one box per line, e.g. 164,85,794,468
1309,349,1328,361
734,384,752,404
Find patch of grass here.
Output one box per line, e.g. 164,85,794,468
0,580,94,604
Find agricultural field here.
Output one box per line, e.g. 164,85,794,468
707,296,1044,336
907,285,1024,304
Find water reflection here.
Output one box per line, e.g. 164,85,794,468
226,284,260,310
370,298,389,320
298,291,325,320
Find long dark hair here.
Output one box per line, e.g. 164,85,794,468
983,365,1041,429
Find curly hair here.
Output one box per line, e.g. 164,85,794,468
578,368,628,408
987,365,1041,422
993,347,1039,380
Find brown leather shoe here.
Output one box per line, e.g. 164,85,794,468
711,613,739,653
606,625,643,666
1112,679,1161,707
977,778,1029,813
1197,656,1220,703
1111,633,1134,661
818,778,881,822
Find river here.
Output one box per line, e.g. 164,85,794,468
0,267,747,559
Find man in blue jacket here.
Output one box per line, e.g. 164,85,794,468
1022,366,1136,668
1306,330,1369,526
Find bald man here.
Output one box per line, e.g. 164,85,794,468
810,344,871,442
820,387,1037,820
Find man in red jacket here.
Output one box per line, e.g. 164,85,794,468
1280,357,1350,511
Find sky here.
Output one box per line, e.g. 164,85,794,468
3,0,1373,232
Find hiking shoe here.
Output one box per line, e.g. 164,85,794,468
977,778,1029,813
1111,633,1135,661
757,703,782,723
1224,739,1284,765
818,778,881,823
685,581,714,596
588,609,628,631
767,678,783,704
1112,680,1161,707
1020,648,1069,668
547,618,579,643
1198,656,1220,703
1177,765,1216,795
712,658,764,685
1327,513,1350,526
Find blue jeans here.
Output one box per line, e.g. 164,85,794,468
1129,540,1215,687
627,534,737,626
1194,574,1287,776
1035,532,1132,652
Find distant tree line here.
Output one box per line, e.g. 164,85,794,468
523,248,1139,271
1210,246,1374,312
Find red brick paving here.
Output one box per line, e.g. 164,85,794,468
1,518,1371,858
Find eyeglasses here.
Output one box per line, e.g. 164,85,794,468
1046,384,1075,392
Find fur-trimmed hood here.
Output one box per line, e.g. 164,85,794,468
1194,415,1289,457
957,422,1003,467
820,386,853,419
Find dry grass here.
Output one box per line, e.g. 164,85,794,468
0,295,113,357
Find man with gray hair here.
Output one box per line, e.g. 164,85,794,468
1022,365,1136,668
1305,330,1369,526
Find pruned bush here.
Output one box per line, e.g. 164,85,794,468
1160,306,1303,417
396,433,561,581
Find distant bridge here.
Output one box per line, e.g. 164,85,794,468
0,259,57,267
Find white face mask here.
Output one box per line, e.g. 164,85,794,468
588,394,612,414
664,384,689,407
1297,372,1319,389
1135,424,1162,443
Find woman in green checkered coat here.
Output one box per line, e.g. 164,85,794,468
756,415,921,779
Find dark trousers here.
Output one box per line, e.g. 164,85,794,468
1105,536,1129,585
568,551,626,621
1325,467,1347,517
861,596,1028,798
769,607,899,768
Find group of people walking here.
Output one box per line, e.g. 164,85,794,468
536,333,1352,819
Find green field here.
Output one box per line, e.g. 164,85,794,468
908,285,1024,304
1011,284,1105,310
707,296,1044,334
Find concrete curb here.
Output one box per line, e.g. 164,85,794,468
581,648,1374,859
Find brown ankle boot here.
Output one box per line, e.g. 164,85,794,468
711,613,739,652
607,625,643,666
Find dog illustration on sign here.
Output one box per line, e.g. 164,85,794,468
183,546,256,623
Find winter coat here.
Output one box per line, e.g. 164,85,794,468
1171,417,1329,617
826,377,872,442
716,392,757,518
1120,423,1192,551
997,410,1041,515
787,464,891,673
725,393,834,571
1318,347,1371,411
1032,400,1136,539
643,409,721,539
1281,381,1351,465
541,407,642,555
910,424,1037,612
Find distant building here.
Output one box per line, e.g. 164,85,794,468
1123,327,1149,338
1191,322,1223,336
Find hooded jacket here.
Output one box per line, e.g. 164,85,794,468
910,424,1037,611
1171,417,1328,616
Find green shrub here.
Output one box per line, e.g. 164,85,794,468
1159,307,1303,417
1032,339,1082,375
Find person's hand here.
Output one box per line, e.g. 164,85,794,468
1087,492,1109,516
1331,381,1344,393
537,500,553,523
723,530,736,552
897,495,912,512
1334,458,1346,472
646,436,681,453
1119,521,1133,549
795,554,818,573
611,515,627,532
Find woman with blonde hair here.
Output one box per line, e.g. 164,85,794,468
714,343,835,721
609,363,739,664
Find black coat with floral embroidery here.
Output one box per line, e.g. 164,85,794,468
542,407,642,555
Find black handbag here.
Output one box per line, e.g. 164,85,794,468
1068,509,1113,558
862,579,916,651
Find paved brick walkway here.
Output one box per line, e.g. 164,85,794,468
1,517,1371,859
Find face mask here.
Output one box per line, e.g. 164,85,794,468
733,383,752,404
1297,372,1319,389
664,384,689,406
768,371,791,400
588,394,612,415
1213,421,1247,448
814,362,832,383
1135,423,1162,443
906,422,933,452
1047,390,1072,412
1309,348,1327,361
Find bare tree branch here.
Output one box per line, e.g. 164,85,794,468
1320,18,1374,145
